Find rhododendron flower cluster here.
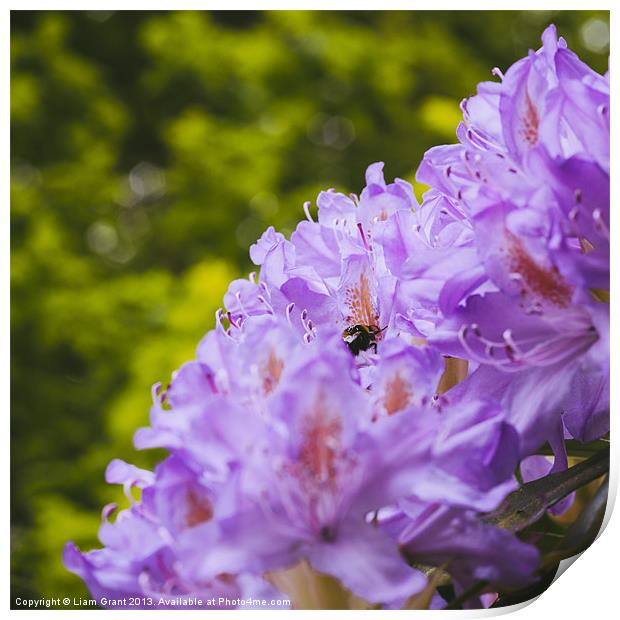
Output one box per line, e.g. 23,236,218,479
65,25,609,610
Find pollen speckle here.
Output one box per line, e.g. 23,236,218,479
507,232,572,307
344,272,379,327
185,488,213,528
299,398,342,484
261,350,284,394
384,372,412,415
519,92,539,146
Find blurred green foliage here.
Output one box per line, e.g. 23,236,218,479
10,10,609,605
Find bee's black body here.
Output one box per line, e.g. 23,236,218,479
342,324,383,355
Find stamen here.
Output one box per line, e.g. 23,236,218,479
299,310,316,342
458,319,595,370
260,281,271,297
285,302,295,324
491,67,504,80
459,325,514,368
162,383,172,406
357,222,370,251
227,311,239,329
592,209,609,240
466,129,489,152
460,148,483,179
502,328,522,357
258,295,274,314
101,503,118,523
303,201,314,222
122,481,138,505
465,124,502,151
151,382,163,404
505,344,516,362
235,291,249,317
215,308,226,332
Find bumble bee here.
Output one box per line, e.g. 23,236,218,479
342,324,385,355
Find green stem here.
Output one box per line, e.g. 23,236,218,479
484,447,609,533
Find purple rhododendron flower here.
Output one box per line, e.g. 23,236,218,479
66,314,537,607
64,457,281,609
385,24,609,454
227,162,416,351
380,499,539,606
65,24,608,610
